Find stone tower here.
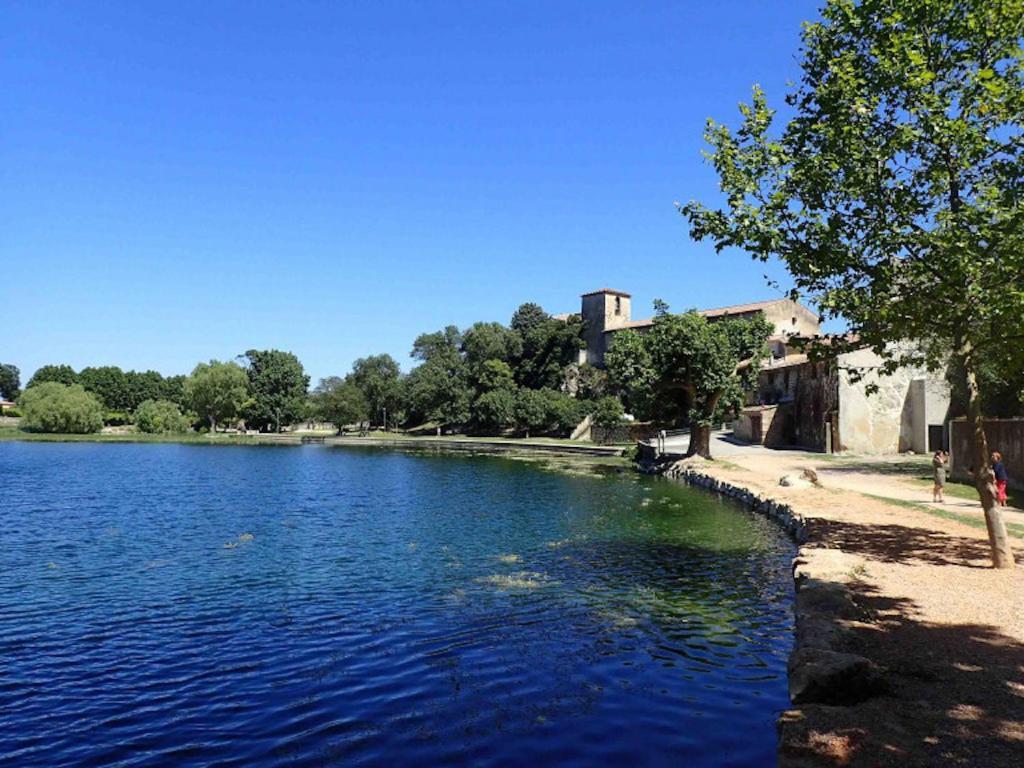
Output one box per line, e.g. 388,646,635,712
580,289,631,366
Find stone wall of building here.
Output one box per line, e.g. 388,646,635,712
836,348,944,454
793,362,839,452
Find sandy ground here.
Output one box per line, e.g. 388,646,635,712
692,434,1024,766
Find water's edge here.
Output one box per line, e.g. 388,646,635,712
656,462,877,767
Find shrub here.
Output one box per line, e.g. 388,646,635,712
542,389,585,435
591,396,625,428
18,382,104,434
134,399,192,434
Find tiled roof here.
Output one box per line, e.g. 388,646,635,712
581,288,632,298
698,299,793,317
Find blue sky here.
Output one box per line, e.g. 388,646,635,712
2,0,827,383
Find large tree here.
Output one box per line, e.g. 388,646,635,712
27,364,78,388
18,382,104,434
183,360,250,432
79,366,130,413
513,309,585,391
407,327,472,428
683,0,1023,568
241,349,310,432
0,363,20,401
312,376,368,432
348,354,403,428
605,306,771,457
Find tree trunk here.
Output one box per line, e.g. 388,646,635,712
687,424,712,458
965,355,1015,569
209,415,216,433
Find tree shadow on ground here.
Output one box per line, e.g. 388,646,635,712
807,518,996,568
819,459,930,478
781,584,1024,767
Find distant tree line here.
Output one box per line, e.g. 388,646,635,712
4,299,814,443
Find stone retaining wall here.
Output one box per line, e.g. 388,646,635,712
662,463,809,543
658,460,887,763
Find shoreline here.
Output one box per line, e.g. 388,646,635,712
0,429,627,460
656,451,1024,767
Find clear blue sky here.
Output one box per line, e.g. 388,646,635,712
2,0,829,383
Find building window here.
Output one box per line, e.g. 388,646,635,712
791,316,797,326
614,296,621,315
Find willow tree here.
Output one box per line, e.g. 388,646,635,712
605,305,771,458
683,0,1023,567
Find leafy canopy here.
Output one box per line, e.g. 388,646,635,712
348,354,403,426
241,349,310,432
18,382,104,434
27,364,78,388
683,0,1024,380
134,399,192,434
605,306,771,454
184,360,250,430
0,363,20,400
312,377,369,431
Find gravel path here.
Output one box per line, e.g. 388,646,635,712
692,436,1024,766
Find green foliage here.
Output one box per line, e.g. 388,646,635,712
473,389,516,431
348,354,403,427
406,328,472,427
79,366,130,413
513,388,548,436
312,377,368,432
542,388,585,435
591,396,625,428
683,0,1024,410
406,360,472,427
575,364,607,401
510,302,549,335
0,363,20,400
160,374,187,405
134,399,192,434
605,306,770,446
27,364,78,388
241,349,310,432
74,366,179,418
18,382,104,434
476,359,516,392
462,322,523,368
183,360,250,431
412,326,462,362
514,312,585,391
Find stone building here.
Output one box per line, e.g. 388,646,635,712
571,287,948,454
576,288,821,367
738,344,951,454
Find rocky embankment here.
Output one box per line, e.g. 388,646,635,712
652,457,904,766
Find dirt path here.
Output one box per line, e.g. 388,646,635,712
690,440,1024,766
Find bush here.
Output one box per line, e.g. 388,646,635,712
591,396,625,428
134,399,192,434
542,389,585,435
19,382,104,434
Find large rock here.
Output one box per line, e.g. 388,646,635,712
788,647,887,705
780,474,813,488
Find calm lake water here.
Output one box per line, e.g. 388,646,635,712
0,443,795,767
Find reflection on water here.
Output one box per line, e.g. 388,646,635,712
0,443,794,766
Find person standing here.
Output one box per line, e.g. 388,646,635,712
932,450,948,503
992,452,1009,507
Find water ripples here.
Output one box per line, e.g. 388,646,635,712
0,443,794,766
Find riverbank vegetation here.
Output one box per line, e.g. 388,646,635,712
1,303,651,439
2,298,782,445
